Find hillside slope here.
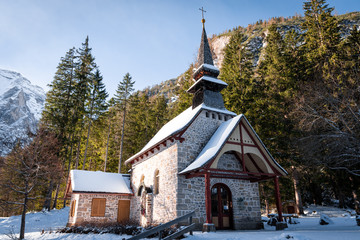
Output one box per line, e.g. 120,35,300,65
143,12,360,101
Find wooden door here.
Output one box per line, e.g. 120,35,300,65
117,200,130,223
211,184,233,229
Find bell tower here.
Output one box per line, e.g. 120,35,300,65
187,11,228,110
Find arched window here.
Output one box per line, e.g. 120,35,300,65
70,200,76,217
140,175,145,184
138,175,146,196
154,169,160,195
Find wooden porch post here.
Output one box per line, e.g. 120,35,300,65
205,172,212,223
203,172,215,232
274,176,283,222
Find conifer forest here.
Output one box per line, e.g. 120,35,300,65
1,0,359,218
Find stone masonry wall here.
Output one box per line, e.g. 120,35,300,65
177,109,227,224
177,109,262,229
130,143,178,226
67,193,131,226
217,153,243,171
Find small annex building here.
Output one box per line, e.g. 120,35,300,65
65,170,133,226
66,18,287,231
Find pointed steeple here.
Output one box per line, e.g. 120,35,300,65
197,26,214,66
187,13,228,110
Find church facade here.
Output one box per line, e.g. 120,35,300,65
66,19,287,231
124,20,287,230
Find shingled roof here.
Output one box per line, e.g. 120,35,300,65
197,27,214,66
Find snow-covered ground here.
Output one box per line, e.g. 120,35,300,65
0,206,359,240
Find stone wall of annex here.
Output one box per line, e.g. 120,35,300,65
130,143,178,226
67,193,131,226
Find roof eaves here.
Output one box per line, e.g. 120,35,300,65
125,106,204,165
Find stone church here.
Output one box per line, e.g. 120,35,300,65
65,18,287,231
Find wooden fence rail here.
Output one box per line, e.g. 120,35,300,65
128,211,196,240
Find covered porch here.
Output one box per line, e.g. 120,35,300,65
180,114,287,231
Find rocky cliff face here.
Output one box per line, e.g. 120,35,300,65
0,69,45,156
210,12,360,69
141,12,360,105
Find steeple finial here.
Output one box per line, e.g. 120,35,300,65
199,7,206,28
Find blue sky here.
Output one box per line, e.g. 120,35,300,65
0,0,359,98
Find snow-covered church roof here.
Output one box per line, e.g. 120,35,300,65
69,170,133,194
125,103,236,164
180,114,288,175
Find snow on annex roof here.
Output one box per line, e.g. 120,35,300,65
180,114,288,175
70,170,132,194
125,103,236,164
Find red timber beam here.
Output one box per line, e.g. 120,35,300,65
185,168,276,180
240,122,281,175
274,176,283,222
239,123,246,172
204,172,212,224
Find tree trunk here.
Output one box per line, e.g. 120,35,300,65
75,135,81,169
118,105,127,174
43,180,53,211
82,121,92,170
20,183,29,239
349,177,359,214
63,133,74,208
264,198,269,215
338,189,345,208
104,118,111,172
52,183,60,209
291,167,304,215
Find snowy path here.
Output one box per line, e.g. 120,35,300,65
0,206,359,240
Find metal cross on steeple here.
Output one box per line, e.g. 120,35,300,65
199,7,206,19
199,7,206,28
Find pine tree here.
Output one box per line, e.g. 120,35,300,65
114,73,135,173
41,47,77,210
150,95,168,133
172,64,194,117
256,24,298,154
104,98,116,172
219,31,255,115
302,0,340,79
42,47,77,142
82,69,108,169
73,36,97,169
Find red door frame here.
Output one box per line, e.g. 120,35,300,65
211,183,233,229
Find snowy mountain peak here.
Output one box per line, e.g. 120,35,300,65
0,69,46,156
